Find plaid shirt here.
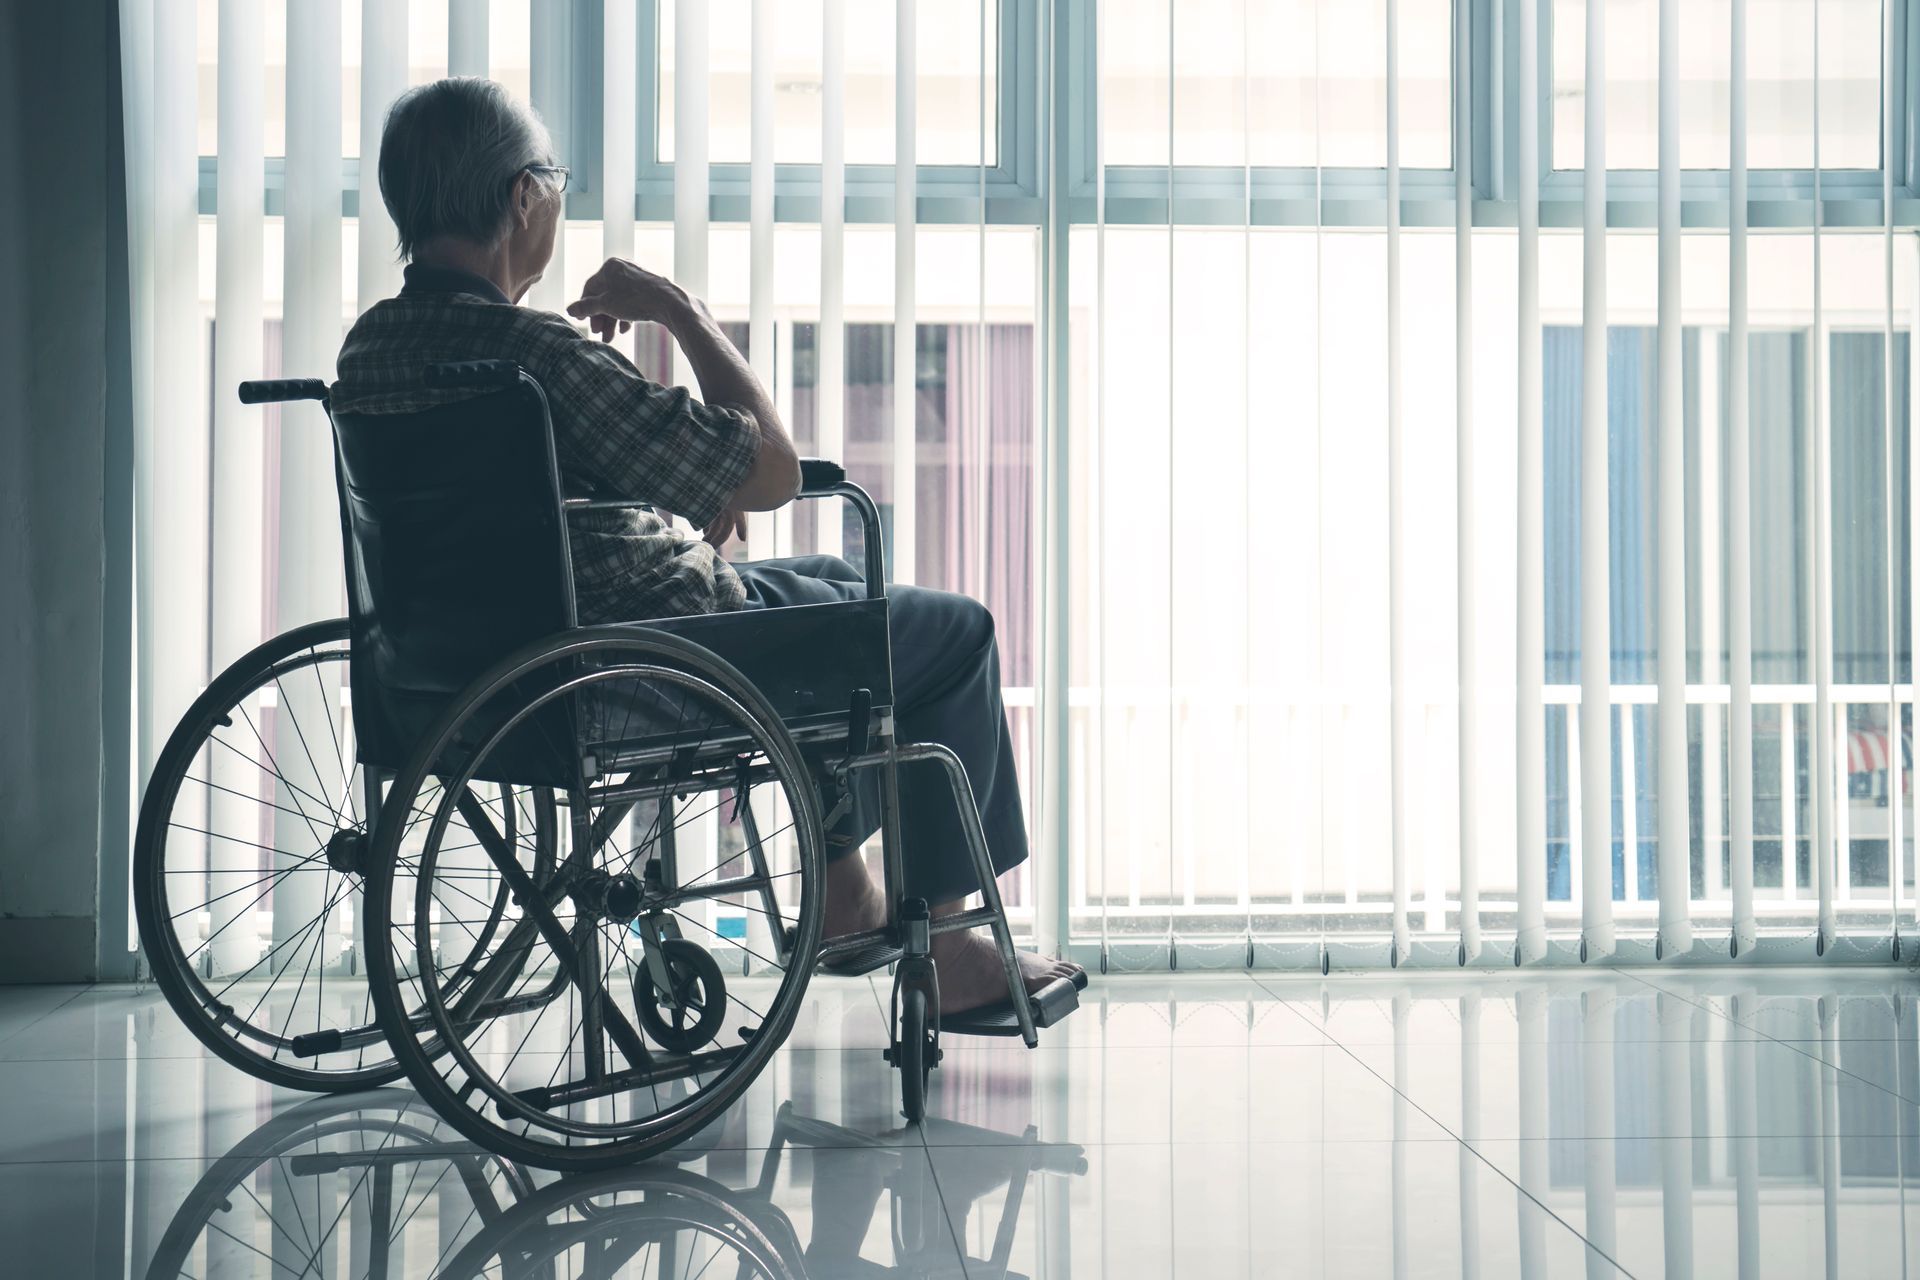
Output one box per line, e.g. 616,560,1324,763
332,264,755,623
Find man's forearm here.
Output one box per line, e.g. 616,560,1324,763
665,296,786,445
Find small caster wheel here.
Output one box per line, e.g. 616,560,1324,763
898,985,935,1123
637,939,726,1053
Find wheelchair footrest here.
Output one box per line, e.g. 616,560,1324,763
815,936,903,978
942,971,1085,1039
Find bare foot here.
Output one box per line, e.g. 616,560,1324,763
822,854,887,939
930,928,1082,1014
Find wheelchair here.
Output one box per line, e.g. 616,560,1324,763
133,359,1080,1170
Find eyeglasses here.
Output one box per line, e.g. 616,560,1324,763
523,164,570,193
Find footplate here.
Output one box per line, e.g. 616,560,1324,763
941,970,1086,1039
815,935,903,977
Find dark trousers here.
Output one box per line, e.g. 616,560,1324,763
732,555,1029,904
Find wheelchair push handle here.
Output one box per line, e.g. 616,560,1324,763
238,378,329,405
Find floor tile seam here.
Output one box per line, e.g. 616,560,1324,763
1619,970,1920,1107
918,1139,986,1274
1251,973,1640,1280
0,984,95,1052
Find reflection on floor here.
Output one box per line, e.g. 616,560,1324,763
0,967,1914,1277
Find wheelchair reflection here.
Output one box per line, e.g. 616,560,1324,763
145,1090,1087,1279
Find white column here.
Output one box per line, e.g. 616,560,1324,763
1454,0,1480,963
673,0,710,395
276,0,346,962
527,0,569,314
449,0,488,77
1515,0,1548,964
209,0,266,976
359,0,408,310
745,0,775,556
1579,0,1615,961
1655,0,1693,958
603,0,636,262
1811,0,1838,953
1728,0,1757,956
817,0,845,558
891,0,917,585
1386,0,1411,965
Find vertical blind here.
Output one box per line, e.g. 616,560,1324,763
117,0,1916,971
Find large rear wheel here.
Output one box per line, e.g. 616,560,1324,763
133,620,557,1091
364,626,827,1170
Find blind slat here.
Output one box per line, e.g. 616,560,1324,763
746,0,774,556
1515,0,1547,965
359,0,408,309
891,0,916,586
1728,0,1757,956
1386,0,1410,966
674,0,710,397
144,0,207,785
527,0,568,313
278,0,345,954
213,0,264,670
1655,0,1692,957
449,0,488,78
1579,0,1615,961
603,0,636,261
1883,0,1904,939
817,0,845,558
1454,0,1479,963
208,0,267,977
1811,0,1838,952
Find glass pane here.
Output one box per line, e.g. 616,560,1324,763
1108,0,1451,170
1554,0,1881,171
661,0,997,166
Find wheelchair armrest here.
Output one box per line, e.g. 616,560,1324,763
793,458,886,601
238,378,329,405
798,458,846,496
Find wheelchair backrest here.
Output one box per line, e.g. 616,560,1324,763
328,366,579,778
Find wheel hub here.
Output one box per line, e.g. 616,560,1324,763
324,828,368,876
576,870,645,924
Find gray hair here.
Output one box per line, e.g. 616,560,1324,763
377,77,556,259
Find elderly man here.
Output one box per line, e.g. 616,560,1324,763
333,77,1080,1012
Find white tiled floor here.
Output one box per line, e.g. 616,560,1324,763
0,967,1915,1276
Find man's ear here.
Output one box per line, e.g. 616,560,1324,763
513,171,538,229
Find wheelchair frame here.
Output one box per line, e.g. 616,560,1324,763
134,361,1076,1167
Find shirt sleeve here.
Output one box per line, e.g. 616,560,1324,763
531,315,760,527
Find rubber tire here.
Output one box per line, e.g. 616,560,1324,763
362,624,826,1172
899,986,931,1124
637,938,728,1053
133,619,408,1093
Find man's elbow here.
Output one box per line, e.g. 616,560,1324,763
732,441,801,512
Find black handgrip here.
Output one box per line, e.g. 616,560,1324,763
238,378,329,404
425,359,524,389
798,458,846,495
